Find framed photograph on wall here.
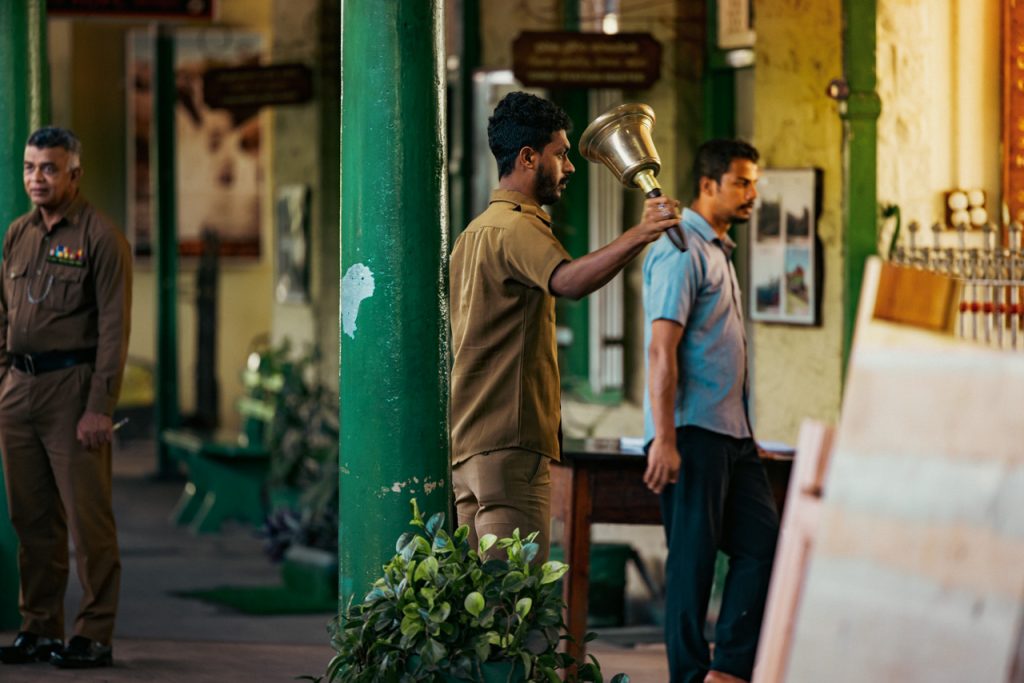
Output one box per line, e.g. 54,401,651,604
275,184,310,304
749,168,821,325
127,28,265,259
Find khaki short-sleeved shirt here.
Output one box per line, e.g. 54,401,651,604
0,195,132,415
449,189,570,463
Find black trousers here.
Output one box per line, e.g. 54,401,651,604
655,426,779,682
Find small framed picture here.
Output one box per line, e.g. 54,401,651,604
749,168,821,325
275,184,310,304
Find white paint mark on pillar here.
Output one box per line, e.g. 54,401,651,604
342,263,375,338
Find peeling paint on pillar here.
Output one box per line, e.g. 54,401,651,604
341,263,374,338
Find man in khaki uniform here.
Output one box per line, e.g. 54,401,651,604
0,127,131,669
449,92,680,562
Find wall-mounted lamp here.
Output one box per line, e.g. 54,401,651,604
825,78,850,101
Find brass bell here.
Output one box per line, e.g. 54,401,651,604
579,103,686,251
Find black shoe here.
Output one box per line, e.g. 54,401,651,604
49,635,112,669
0,631,64,664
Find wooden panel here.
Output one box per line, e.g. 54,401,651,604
872,261,959,333
782,257,1024,682
753,420,834,683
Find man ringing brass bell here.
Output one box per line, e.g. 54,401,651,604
449,92,681,562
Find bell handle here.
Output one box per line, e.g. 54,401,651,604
643,187,688,252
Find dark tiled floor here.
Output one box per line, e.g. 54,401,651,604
1,438,668,681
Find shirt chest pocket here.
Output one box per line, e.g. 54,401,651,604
4,262,29,308
41,267,88,312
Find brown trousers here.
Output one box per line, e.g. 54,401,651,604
0,364,120,643
452,449,552,563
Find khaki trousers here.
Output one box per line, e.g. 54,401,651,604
452,448,552,563
0,364,120,643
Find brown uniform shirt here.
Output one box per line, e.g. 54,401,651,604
449,189,570,464
0,195,132,415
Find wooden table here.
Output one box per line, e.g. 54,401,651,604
551,437,794,660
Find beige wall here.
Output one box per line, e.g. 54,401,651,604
269,0,341,390
749,0,847,443
53,1,276,430
877,0,1001,245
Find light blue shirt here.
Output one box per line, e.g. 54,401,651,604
642,208,751,445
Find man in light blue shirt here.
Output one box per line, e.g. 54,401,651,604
643,140,779,683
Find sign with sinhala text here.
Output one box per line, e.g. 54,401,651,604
512,32,661,89
203,64,313,109
48,0,213,19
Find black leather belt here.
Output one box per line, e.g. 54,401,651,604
10,348,97,375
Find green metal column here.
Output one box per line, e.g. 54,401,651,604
841,0,880,371
703,1,737,142
339,0,450,610
551,0,590,391
454,0,480,238
153,27,181,477
0,0,48,630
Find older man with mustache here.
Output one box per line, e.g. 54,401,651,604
642,139,779,683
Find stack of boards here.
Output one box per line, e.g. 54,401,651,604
754,258,1024,683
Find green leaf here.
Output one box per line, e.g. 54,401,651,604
515,596,533,618
609,674,631,683
502,571,528,593
464,591,485,617
428,601,451,623
479,534,498,554
540,561,568,585
453,524,470,546
420,637,446,666
399,615,423,638
410,498,423,524
425,511,445,537
414,556,439,582
481,559,509,576
432,533,451,554
395,532,414,554
521,542,539,565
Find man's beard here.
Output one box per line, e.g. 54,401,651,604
535,164,567,206
730,201,756,224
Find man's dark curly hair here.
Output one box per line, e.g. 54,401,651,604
692,139,759,196
487,91,572,179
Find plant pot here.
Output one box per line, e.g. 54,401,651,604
282,544,337,604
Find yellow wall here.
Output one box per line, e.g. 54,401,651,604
877,0,1001,242
54,0,275,431
750,0,847,442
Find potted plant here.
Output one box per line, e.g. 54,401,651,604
317,500,628,683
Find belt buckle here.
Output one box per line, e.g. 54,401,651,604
23,354,35,375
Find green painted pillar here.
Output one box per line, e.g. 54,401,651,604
339,1,450,610
153,27,181,477
0,0,49,630
551,0,590,391
454,0,480,240
703,1,737,142
841,0,881,372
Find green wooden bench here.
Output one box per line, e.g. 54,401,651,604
162,421,270,534
162,353,285,534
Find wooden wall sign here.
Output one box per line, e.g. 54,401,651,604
203,64,313,109
48,0,214,19
512,31,661,89
1005,0,1024,223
